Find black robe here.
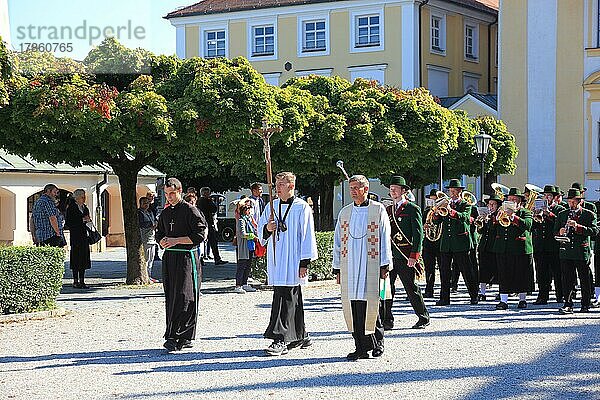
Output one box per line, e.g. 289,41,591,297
65,200,91,271
156,201,207,341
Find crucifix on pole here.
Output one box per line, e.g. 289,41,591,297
250,118,282,264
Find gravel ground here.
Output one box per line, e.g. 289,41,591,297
1,245,599,400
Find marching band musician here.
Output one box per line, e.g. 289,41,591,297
554,188,598,314
571,182,596,303
382,176,429,330
492,187,534,310
432,179,479,306
532,185,565,305
423,189,441,298
476,193,502,301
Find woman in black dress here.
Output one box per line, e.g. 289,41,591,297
66,189,92,288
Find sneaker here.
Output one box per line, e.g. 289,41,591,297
233,286,246,294
265,341,288,356
495,301,508,310
287,336,313,350
559,306,573,314
242,285,257,292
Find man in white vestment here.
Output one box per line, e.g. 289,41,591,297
259,172,318,356
333,175,392,361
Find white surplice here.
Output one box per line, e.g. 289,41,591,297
258,197,318,286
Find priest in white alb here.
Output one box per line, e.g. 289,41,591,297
258,172,318,356
333,175,392,361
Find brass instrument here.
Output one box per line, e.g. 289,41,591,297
461,190,478,206
424,191,449,242
474,215,488,229
491,183,510,201
497,201,516,227
524,184,544,211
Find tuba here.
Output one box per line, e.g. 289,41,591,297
424,191,449,242
491,183,510,201
524,184,543,211
462,190,478,206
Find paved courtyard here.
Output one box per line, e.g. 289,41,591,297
0,245,599,399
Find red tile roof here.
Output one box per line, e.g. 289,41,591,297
165,0,498,19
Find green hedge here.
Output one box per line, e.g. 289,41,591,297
251,231,334,283
0,246,65,314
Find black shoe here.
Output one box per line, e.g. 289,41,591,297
477,294,487,302
495,301,508,310
423,292,434,298
517,300,527,309
163,339,178,352
533,299,547,305
383,321,394,331
287,336,312,350
176,339,193,350
265,341,288,356
214,259,228,265
79,283,90,289
450,287,458,293
579,307,590,313
556,297,564,303
73,282,80,288
411,319,430,329
372,347,384,357
435,300,450,306
590,301,599,309
470,298,479,305
346,351,369,361
495,294,501,301
559,306,574,314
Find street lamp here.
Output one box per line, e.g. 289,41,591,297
474,132,492,202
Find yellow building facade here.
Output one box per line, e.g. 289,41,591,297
167,0,498,97
499,0,600,196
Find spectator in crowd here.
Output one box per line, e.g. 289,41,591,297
198,187,227,265
184,192,197,206
31,183,66,248
146,190,159,222
249,183,265,221
234,203,258,294
138,196,158,283
65,189,92,289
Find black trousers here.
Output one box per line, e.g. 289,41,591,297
207,228,222,261
534,251,562,301
264,286,307,343
561,259,592,308
235,251,253,286
440,251,478,302
351,300,384,353
595,248,600,288
423,246,440,295
381,259,429,324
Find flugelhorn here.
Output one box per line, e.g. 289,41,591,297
433,191,451,217
462,190,478,206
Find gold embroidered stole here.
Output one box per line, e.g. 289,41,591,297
339,202,390,334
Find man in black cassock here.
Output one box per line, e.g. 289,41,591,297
156,178,207,351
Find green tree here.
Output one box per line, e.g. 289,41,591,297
0,36,14,107
0,40,176,284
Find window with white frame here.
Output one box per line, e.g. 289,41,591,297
427,65,450,97
205,30,226,58
253,25,275,56
432,16,441,50
356,15,380,47
348,64,387,84
303,20,326,52
465,23,478,60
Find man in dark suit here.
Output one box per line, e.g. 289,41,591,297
554,188,598,314
197,187,227,265
423,189,440,298
433,179,478,306
382,176,429,330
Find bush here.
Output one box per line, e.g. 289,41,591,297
0,246,65,314
250,231,334,283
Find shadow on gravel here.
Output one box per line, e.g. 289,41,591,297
116,323,600,399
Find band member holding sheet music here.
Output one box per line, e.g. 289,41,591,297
532,185,565,305
492,187,533,310
476,194,501,301
554,188,598,314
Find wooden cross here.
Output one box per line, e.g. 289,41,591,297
250,118,283,264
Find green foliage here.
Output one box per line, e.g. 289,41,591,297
477,115,518,175
250,231,335,283
0,37,15,107
0,246,65,314
14,50,86,79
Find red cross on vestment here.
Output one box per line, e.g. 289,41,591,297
367,235,378,246
367,221,379,232
367,248,379,259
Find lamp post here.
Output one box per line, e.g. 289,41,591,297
474,132,492,203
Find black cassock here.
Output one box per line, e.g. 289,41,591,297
156,201,207,341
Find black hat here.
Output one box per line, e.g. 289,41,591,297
542,185,557,195
566,188,583,199
508,187,525,199
485,194,503,204
389,176,410,189
445,179,464,189
571,182,587,192
428,189,438,197
554,186,564,196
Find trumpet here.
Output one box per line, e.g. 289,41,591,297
497,201,516,227
433,191,450,217
474,215,488,229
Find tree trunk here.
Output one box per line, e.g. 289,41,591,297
319,177,335,231
112,163,148,285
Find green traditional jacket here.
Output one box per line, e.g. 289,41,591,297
386,201,423,263
583,200,597,214
553,207,598,261
477,212,497,253
433,199,472,253
491,208,533,255
531,203,565,253
422,206,440,251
